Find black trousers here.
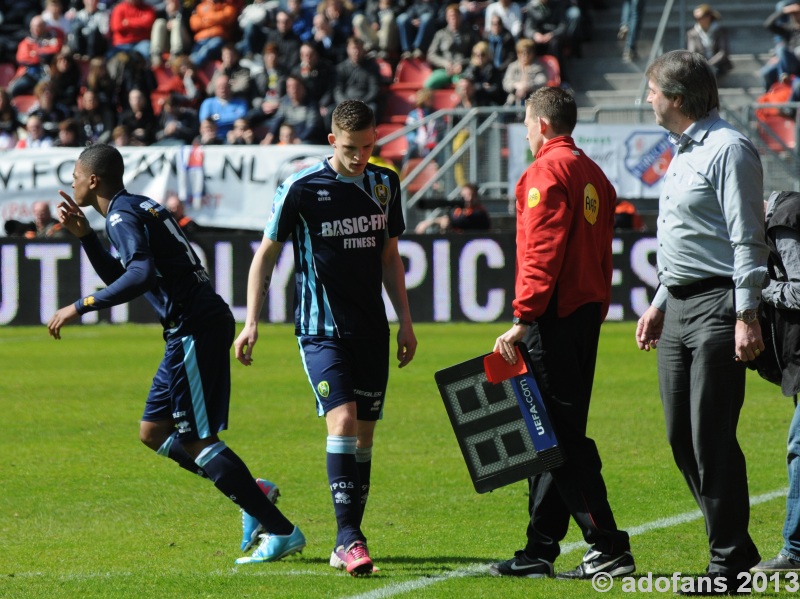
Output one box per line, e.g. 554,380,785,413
522,302,630,563
658,287,760,574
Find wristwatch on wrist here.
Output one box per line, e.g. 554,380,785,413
512,316,533,327
735,309,759,324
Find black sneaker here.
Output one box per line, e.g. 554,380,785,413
489,550,554,578
556,548,635,579
752,554,800,572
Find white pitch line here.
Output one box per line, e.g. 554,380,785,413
343,487,788,599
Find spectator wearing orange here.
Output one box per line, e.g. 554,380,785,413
109,0,157,61
189,0,238,68
9,15,64,97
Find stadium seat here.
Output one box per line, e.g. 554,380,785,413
152,65,174,91
0,63,16,87
394,57,432,86
756,113,797,152
11,94,37,115
150,90,170,116
539,54,561,88
376,122,408,166
375,57,394,86
401,157,439,195
383,87,417,124
431,88,459,111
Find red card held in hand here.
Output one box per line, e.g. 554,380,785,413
483,346,528,383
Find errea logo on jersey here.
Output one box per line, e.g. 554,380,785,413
109,214,123,227
317,189,331,201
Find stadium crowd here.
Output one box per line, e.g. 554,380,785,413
0,0,601,159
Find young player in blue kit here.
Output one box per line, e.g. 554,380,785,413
234,100,417,576
47,143,305,565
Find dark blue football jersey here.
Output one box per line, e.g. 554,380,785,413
266,159,405,338
74,190,231,336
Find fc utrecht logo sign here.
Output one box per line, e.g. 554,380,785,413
624,132,674,187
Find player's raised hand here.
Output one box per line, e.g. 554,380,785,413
56,190,91,238
234,324,258,366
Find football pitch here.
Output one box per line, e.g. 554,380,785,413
0,321,795,598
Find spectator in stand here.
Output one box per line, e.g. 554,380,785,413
150,0,192,67
404,88,446,162
26,201,66,238
15,114,55,149
68,0,110,60
154,94,199,145
462,40,505,105
197,116,226,144
503,38,549,106
28,80,72,138
311,13,349,64
276,122,296,144
84,57,117,107
352,0,401,59
614,199,644,231
523,0,580,74
199,74,249,138
686,4,733,79
317,0,354,45
189,0,238,69
115,51,157,111
236,0,276,58
761,2,800,91
619,0,645,62
10,15,64,98
248,42,286,127
161,55,206,109
287,0,316,41
165,192,200,235
227,117,257,144
397,0,441,59
267,10,303,75
49,47,82,109
485,0,523,37
41,0,71,38
414,182,491,233
109,0,157,61
0,88,22,150
459,0,490,31
0,2,39,65
54,117,84,147
261,75,324,145
425,3,479,89
76,89,116,144
333,37,381,119
119,88,158,146
111,124,132,146
291,41,336,124
206,43,257,103
485,13,516,71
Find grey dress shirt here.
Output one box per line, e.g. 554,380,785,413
652,109,769,312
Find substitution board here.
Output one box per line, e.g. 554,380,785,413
435,344,564,493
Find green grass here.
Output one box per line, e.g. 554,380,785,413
0,322,795,598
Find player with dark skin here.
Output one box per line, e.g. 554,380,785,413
47,145,303,565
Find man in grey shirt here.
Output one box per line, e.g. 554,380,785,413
635,50,768,593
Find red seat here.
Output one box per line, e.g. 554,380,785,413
150,90,170,115
401,157,439,195
11,94,37,115
394,57,432,86
757,113,796,151
152,65,174,91
0,63,16,87
431,88,459,111
539,54,561,88
375,57,394,86
383,87,417,124
376,122,408,166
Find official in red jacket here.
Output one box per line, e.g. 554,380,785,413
490,87,634,581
